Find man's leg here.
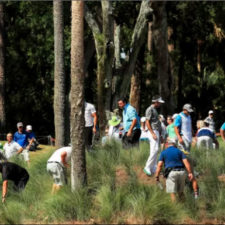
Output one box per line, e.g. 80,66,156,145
85,126,93,151
144,130,160,175
122,133,132,149
131,129,141,148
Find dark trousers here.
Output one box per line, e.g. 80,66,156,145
84,126,93,150
13,173,29,192
122,128,141,149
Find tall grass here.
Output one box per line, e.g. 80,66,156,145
0,140,225,223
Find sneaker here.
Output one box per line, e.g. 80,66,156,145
194,191,199,199
143,168,152,176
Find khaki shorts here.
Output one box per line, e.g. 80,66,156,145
47,162,66,186
166,170,186,193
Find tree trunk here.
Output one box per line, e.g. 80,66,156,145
118,0,152,98
53,0,66,147
0,3,5,130
152,1,175,114
102,0,114,112
146,22,153,72
70,1,87,190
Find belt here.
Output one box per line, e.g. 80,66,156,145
48,161,64,168
172,168,185,171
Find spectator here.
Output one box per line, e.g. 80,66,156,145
174,104,193,152
166,116,177,142
108,115,124,141
196,120,219,149
3,133,28,160
204,110,215,132
0,153,29,203
14,122,30,164
47,146,71,194
84,102,97,151
155,139,195,202
140,117,150,141
159,114,167,149
117,97,141,149
26,125,39,151
220,122,225,142
143,95,165,176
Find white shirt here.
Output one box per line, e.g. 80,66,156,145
85,102,96,127
48,147,72,166
3,141,21,159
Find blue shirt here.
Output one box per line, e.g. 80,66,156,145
158,146,187,169
197,128,215,139
174,112,187,130
14,131,29,148
221,123,225,131
27,131,36,139
123,103,140,132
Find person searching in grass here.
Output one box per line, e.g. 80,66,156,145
155,139,194,202
220,122,225,142
47,146,71,194
0,152,29,203
195,120,219,149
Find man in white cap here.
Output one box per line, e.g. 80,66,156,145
174,104,193,152
143,95,165,176
26,125,39,151
204,110,215,132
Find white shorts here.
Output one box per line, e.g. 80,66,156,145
166,170,186,193
20,149,30,161
47,162,66,186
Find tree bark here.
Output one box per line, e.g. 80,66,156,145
53,0,66,147
0,3,5,130
152,1,175,114
71,1,87,190
146,22,153,72
119,0,152,98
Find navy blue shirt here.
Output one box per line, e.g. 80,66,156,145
158,146,187,169
197,128,215,139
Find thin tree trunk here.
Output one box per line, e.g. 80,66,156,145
71,0,87,190
0,3,5,130
53,0,66,147
146,22,153,72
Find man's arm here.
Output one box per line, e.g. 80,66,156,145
155,161,164,180
220,129,225,141
182,158,193,181
61,151,69,168
127,118,137,137
2,180,8,203
92,112,97,133
146,119,157,140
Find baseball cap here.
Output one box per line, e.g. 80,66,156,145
26,125,32,131
208,110,214,115
141,117,146,123
172,113,178,120
183,104,194,112
152,95,165,103
17,122,23,128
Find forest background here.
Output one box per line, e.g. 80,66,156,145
0,1,224,139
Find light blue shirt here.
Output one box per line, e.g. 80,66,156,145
123,104,140,132
221,123,225,130
174,112,192,142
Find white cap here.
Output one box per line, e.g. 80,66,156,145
17,122,23,128
172,113,178,120
183,104,194,112
26,125,32,131
208,110,213,115
159,114,165,121
141,117,146,123
152,96,165,103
